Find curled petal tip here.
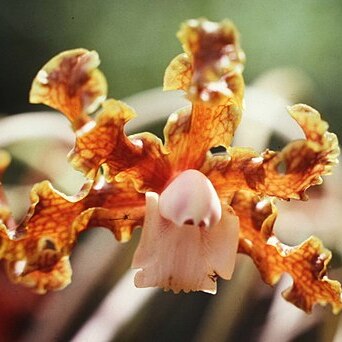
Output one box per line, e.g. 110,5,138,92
30,48,107,129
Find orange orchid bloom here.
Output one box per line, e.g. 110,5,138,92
0,18,341,313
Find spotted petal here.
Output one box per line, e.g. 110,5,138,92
30,49,107,130
69,99,140,179
167,18,245,103
5,256,72,294
163,18,245,171
232,190,342,313
205,104,340,200
74,19,246,187
0,176,144,292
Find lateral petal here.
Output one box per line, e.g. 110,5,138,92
69,99,140,179
5,256,72,294
0,176,144,292
30,49,107,130
113,132,171,193
232,190,342,313
205,104,340,200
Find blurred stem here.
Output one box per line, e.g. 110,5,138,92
321,312,340,342
0,150,16,229
195,256,259,342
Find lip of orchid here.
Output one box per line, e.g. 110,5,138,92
158,169,222,229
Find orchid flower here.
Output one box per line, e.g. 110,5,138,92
0,18,340,313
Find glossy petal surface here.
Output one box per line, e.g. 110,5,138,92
5,256,72,294
69,99,140,179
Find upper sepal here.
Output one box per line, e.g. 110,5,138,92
164,18,245,105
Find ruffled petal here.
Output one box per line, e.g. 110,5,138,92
112,132,171,193
0,176,144,292
175,18,245,103
162,18,245,171
205,104,340,200
132,192,239,294
113,18,247,190
67,97,171,191
84,177,145,241
232,190,342,313
30,49,107,130
0,180,88,292
5,256,72,294
69,99,140,179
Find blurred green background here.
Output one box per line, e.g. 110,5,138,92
1,2,342,341
1,0,341,137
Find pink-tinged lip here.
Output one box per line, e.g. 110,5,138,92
159,169,222,229
132,191,239,294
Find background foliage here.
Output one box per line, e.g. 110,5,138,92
1,0,342,136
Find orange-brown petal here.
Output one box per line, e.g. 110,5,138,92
0,175,144,292
30,49,107,130
5,256,72,294
84,177,145,241
68,99,171,191
114,136,171,193
69,99,140,179
0,180,89,283
176,18,245,103
164,95,243,171
232,190,342,313
163,53,192,92
163,19,245,170
205,104,340,200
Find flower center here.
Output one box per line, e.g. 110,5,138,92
159,169,221,228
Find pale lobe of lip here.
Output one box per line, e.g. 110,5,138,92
132,191,239,294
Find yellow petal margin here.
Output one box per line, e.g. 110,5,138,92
0,176,144,293
68,97,171,192
163,18,245,161
232,191,342,313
